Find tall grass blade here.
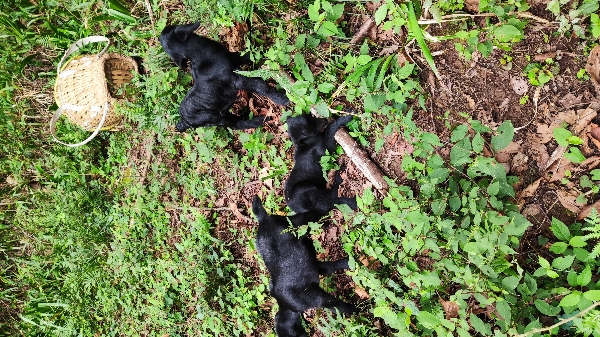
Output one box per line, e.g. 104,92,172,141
407,2,439,79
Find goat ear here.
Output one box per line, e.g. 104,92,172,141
174,22,200,40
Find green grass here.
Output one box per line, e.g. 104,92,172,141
2,0,600,336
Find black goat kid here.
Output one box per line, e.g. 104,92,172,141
160,22,289,132
252,196,357,336
284,114,357,215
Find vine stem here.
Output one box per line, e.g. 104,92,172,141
516,302,600,337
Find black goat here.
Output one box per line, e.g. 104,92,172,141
284,114,357,215
252,196,358,336
159,22,289,132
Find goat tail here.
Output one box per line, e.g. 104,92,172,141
252,195,267,220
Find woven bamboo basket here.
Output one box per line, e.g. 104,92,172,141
51,36,138,147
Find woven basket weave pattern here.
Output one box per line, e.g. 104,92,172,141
54,53,138,131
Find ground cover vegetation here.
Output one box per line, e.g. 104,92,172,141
1,0,600,336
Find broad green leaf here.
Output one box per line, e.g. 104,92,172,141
356,55,373,65
577,265,592,286
493,24,523,42
501,276,520,290
294,53,306,67
472,133,484,153
567,135,584,145
549,242,568,254
451,125,469,142
534,299,561,316
317,82,335,93
583,290,600,301
450,138,472,166
564,147,586,163
577,0,599,15
470,314,491,335
295,34,306,48
491,121,514,151
592,13,600,38
567,270,579,286
308,0,321,21
552,255,574,270
374,3,388,25
416,311,440,329
569,236,587,248
539,256,550,268
559,293,581,307
431,199,446,215
496,300,511,322
373,306,405,330
317,21,338,37
302,65,314,82
546,0,561,14
553,127,572,146
538,71,552,85
487,181,500,196
396,63,415,79
449,196,461,211
315,101,330,117
364,94,386,112
573,247,591,262
551,218,571,241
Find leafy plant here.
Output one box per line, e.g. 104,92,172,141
553,127,586,163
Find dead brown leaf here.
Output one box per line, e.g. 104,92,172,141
544,145,567,172
465,0,480,12
572,108,598,135
556,190,582,213
555,110,578,125
577,199,600,220
510,76,529,95
586,45,600,96
536,124,558,144
495,141,521,163
522,203,545,224
439,299,459,319
560,93,583,108
354,286,370,299
463,94,476,110
511,152,529,173
591,124,600,141
579,156,600,171
525,138,549,171
379,44,399,56
519,178,542,199
533,51,557,62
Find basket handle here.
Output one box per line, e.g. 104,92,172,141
57,36,111,75
50,102,109,147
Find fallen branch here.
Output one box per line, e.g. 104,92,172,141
310,106,389,193
350,16,375,44
335,129,389,192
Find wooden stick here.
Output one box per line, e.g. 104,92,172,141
310,106,389,193
334,128,389,192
